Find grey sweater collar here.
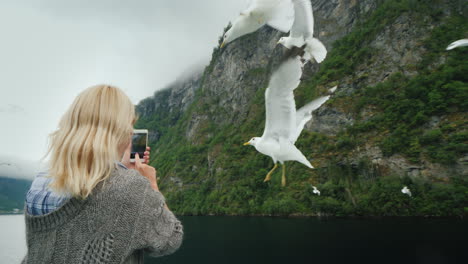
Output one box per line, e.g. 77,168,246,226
25,196,87,232
24,162,128,231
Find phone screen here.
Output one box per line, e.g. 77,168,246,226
131,132,147,160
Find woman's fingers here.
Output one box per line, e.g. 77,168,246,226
144,149,150,164
135,153,142,169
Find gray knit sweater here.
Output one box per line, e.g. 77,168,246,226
22,166,184,264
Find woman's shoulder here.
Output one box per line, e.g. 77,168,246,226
109,167,166,207
97,166,153,200
113,166,150,187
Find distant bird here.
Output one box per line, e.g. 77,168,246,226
221,0,295,48
277,0,327,63
446,39,468,50
401,186,412,197
312,185,320,195
328,85,337,94
243,56,330,186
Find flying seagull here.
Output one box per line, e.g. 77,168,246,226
446,39,468,50
243,56,330,186
277,0,327,63
401,186,412,197
312,185,320,195
221,0,295,48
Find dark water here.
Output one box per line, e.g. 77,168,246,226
145,216,468,264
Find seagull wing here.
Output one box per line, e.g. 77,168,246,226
305,37,327,63
262,57,303,141
290,95,330,143
251,0,295,32
446,39,468,50
290,0,314,38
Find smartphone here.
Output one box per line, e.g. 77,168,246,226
130,129,148,163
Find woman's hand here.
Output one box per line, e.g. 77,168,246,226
121,144,151,169
134,153,159,191
121,144,158,190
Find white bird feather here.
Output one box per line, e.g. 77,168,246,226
401,186,412,197
221,0,295,47
278,0,327,63
291,95,330,144
245,56,332,182
446,39,468,50
312,185,321,195
290,0,314,39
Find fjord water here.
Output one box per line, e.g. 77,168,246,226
2,215,467,264
0,214,26,263
147,216,468,264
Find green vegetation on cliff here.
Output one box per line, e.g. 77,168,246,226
136,0,468,217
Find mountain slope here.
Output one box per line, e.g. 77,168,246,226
0,177,31,213
135,0,467,217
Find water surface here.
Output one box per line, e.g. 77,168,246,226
0,214,26,263
2,215,467,264
146,216,468,264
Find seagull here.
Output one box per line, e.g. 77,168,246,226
220,0,295,48
277,0,327,63
446,39,468,50
401,186,412,197
312,185,320,195
243,56,330,186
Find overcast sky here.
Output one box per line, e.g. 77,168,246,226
0,0,249,179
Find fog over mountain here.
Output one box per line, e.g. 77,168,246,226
0,155,42,181
0,0,249,163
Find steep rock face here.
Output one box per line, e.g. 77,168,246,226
137,71,202,119
317,3,466,180
201,27,283,124
312,12,436,134
313,0,379,43
136,70,202,142
185,0,382,140
137,0,466,175
208,0,381,119
135,0,467,210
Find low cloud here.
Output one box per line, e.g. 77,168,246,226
0,155,42,181
0,104,25,114
0,0,249,162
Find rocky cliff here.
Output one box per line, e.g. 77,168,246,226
135,0,467,217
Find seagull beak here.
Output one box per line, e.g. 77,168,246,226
220,41,226,48
243,142,250,146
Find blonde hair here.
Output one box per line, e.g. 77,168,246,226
43,85,136,199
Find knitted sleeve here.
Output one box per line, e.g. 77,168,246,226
132,185,184,258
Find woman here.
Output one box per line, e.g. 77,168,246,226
22,85,183,264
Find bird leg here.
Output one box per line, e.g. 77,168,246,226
264,163,278,182
281,164,286,187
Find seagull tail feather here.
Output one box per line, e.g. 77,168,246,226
284,142,314,169
299,158,314,169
